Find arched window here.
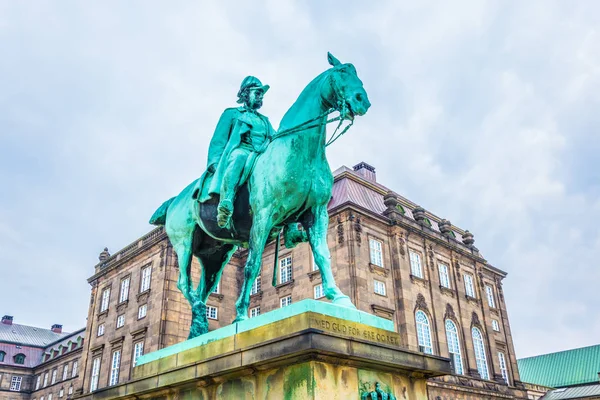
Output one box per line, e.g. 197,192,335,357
0,351,5,362
445,320,464,375
471,327,489,380
415,310,433,354
14,353,26,364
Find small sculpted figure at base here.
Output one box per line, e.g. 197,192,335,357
150,52,371,338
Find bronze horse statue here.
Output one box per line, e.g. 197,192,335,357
150,53,371,338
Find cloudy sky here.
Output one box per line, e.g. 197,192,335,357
1,1,598,359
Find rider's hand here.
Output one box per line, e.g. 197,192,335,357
208,163,216,173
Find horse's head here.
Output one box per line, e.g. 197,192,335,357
324,52,371,119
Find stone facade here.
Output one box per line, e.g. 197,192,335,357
78,162,528,399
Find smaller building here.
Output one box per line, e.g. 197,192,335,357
0,315,85,400
518,344,600,400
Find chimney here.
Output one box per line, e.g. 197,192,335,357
353,162,376,182
2,315,13,325
51,324,63,333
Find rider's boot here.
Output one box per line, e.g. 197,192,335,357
217,199,234,228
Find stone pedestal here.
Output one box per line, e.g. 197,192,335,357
77,300,451,399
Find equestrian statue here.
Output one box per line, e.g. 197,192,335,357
149,52,371,338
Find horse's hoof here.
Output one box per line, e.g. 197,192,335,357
333,295,356,309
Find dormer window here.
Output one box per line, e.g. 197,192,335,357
0,351,5,362
14,353,26,364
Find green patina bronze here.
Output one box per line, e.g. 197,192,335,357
150,52,371,338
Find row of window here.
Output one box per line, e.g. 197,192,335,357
0,351,26,364
97,304,148,337
414,310,509,384
34,360,79,391
90,341,144,392
99,265,152,313
32,385,74,399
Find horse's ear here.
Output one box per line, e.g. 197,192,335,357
327,52,341,67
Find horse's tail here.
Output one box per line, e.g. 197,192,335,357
149,197,176,226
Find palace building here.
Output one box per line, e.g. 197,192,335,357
2,162,529,399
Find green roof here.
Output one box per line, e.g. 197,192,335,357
518,344,600,388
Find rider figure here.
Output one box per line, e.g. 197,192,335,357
205,76,275,228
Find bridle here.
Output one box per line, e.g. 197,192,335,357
272,71,355,147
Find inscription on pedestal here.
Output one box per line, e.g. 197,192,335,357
309,316,400,346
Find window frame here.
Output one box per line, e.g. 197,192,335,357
133,341,144,367
140,265,152,293
369,238,384,267
498,351,510,385
119,276,130,303
415,310,433,354
250,273,261,295
206,306,218,320
373,279,386,296
51,368,57,384
14,353,25,365
438,263,451,288
71,361,78,378
279,256,293,284
464,274,476,298
492,319,500,332
10,375,22,391
280,295,292,308
138,304,147,320
109,350,121,386
485,285,496,308
314,283,325,299
472,327,490,380
0,350,5,362
100,287,111,312
409,251,424,279
97,323,105,337
62,364,69,381
116,314,125,329
444,319,464,375
249,306,260,318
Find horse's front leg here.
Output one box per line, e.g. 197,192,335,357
234,211,271,322
304,205,355,309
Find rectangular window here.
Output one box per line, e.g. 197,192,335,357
48,394,52,400
140,265,152,292
97,323,105,337
43,372,48,387
133,341,144,367
485,285,496,308
212,281,220,294
10,376,22,391
279,256,293,284
280,295,292,308
109,350,121,386
119,277,130,303
51,369,57,384
36,375,41,390
62,364,68,381
374,279,386,296
72,361,78,378
116,314,125,328
464,274,475,297
249,306,260,318
409,251,423,278
100,288,110,312
492,319,500,332
438,263,451,288
138,304,147,319
369,238,384,267
68,386,73,394
314,284,325,299
250,273,261,295
498,352,509,384
59,388,64,397
206,306,218,320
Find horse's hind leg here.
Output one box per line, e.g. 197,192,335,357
188,241,237,339
303,205,355,308
170,234,194,303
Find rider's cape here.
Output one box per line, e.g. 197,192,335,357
194,107,275,203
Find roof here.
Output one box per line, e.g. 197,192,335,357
518,344,600,388
541,384,600,400
0,323,70,347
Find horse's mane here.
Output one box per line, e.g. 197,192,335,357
278,69,330,132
